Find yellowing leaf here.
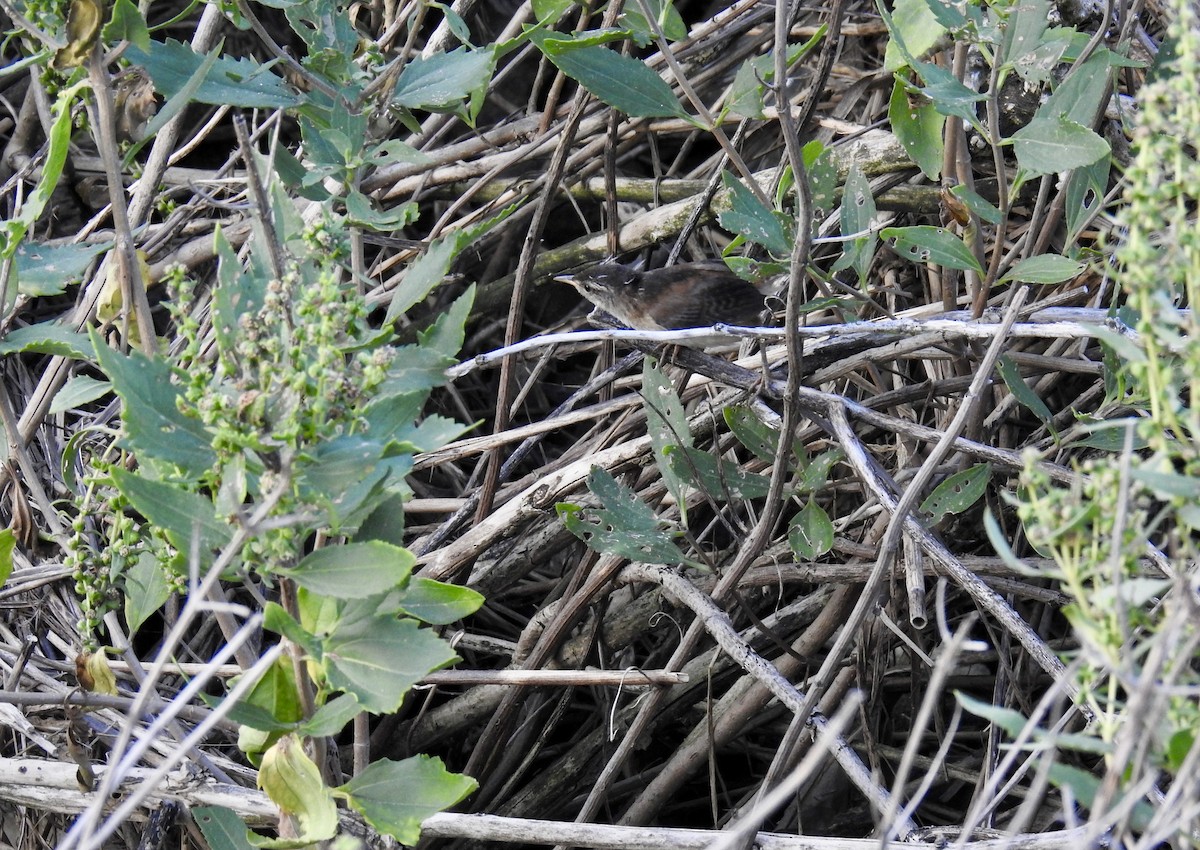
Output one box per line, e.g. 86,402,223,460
96,249,154,347
254,735,337,846
76,650,118,695
52,0,103,70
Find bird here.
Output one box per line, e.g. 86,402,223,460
553,261,771,330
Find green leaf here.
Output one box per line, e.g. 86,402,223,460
338,755,477,846
359,393,423,443
620,0,687,43
531,33,695,123
124,46,222,166
718,172,791,256
1011,114,1110,175
949,184,1002,225
354,493,407,547
798,448,843,492
922,0,975,32
1069,417,1147,452
642,356,691,524
386,206,516,324
997,355,1055,429
319,614,458,713
263,602,321,658
883,225,983,274
1167,729,1195,772
13,240,110,296
0,528,13,588
1038,51,1117,127
532,0,572,21
110,469,232,556
50,375,111,414
803,141,839,219
888,77,944,179
726,55,767,119
1001,0,1049,66
920,463,991,524
378,345,456,397
1131,467,1200,499
299,114,353,173
2,81,86,260
0,322,95,359
221,699,296,734
529,27,630,49
722,256,788,286
212,228,266,356
103,0,150,50
665,446,771,500
277,541,415,599
345,190,418,229
1013,32,1075,85
1064,156,1109,243
724,404,780,463
429,1,473,46
221,656,303,732
90,328,216,478
365,139,431,169
253,735,337,846
385,236,457,323
284,1,360,77
788,500,834,560
913,61,987,134
724,34,824,120
298,693,362,738
392,48,494,112
1090,576,1171,608
883,0,948,71
122,550,172,636
956,691,1036,738
1044,764,1155,831
421,284,475,359
557,467,694,566
126,40,302,108
396,414,473,453
396,577,484,624
832,165,877,283
956,692,1112,754
297,435,396,528
193,807,257,850
983,508,1045,578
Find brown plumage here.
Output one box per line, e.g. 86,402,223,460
554,262,770,330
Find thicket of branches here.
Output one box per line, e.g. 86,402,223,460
1,0,1198,848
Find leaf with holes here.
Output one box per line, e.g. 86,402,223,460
557,467,695,566
832,165,877,284
724,404,779,464
889,78,943,180
665,446,771,500
643,356,691,524
883,225,983,274
788,500,834,560
718,172,791,256
798,449,844,493
920,463,991,525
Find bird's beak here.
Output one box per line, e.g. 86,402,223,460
553,273,577,286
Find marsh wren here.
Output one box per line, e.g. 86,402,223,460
554,261,771,330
